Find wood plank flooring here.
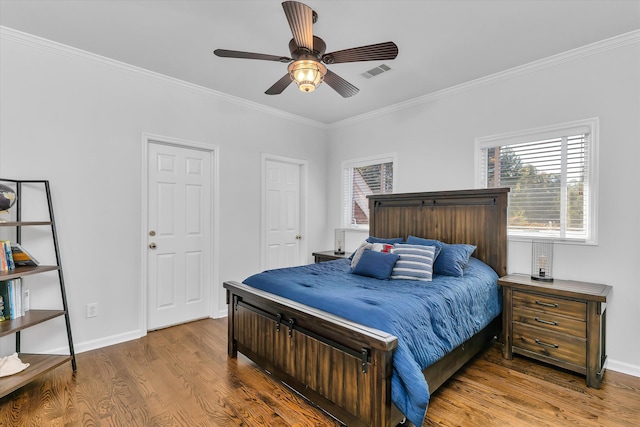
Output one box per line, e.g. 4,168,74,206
1,318,638,426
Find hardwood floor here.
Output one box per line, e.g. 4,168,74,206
1,318,638,426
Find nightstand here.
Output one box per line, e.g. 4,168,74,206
312,250,352,263
498,273,612,388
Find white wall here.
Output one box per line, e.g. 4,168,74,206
326,40,640,375
0,32,329,355
2,28,638,379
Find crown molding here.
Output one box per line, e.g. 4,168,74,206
0,26,327,130
328,29,640,130
2,26,638,131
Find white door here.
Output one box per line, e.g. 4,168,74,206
264,159,302,270
147,142,212,330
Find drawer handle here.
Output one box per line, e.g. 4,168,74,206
535,317,558,326
534,338,559,349
535,300,558,308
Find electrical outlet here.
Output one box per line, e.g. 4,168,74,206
86,303,97,318
23,289,30,312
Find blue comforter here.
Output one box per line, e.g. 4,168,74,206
243,257,501,425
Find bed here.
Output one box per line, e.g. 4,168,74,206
224,188,509,426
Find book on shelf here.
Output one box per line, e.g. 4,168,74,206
10,280,18,319
2,240,14,270
0,279,24,320
0,281,7,320
0,244,6,272
11,243,40,267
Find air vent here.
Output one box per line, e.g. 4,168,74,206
361,64,392,79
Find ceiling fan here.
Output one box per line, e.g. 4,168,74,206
214,1,398,97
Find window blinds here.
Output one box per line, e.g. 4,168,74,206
342,161,394,226
479,123,593,241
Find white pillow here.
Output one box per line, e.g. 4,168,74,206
351,242,386,269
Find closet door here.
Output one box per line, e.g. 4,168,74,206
147,142,212,330
264,158,303,270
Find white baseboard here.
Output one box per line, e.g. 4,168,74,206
51,315,228,355
607,358,640,378
214,309,228,319
71,329,144,355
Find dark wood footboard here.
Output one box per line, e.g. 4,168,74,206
225,281,402,427
225,281,501,427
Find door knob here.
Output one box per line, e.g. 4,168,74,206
149,242,157,249
149,230,156,236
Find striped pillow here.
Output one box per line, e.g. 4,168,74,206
390,244,436,281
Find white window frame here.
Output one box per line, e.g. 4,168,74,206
341,153,397,230
475,118,599,245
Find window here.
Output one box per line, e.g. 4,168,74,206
476,118,598,243
342,154,396,228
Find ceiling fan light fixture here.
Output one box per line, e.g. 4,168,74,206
215,1,398,97
288,59,327,93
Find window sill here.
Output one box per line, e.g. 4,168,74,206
508,235,597,246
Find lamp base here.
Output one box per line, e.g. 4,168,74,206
531,276,554,283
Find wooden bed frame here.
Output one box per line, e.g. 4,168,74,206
224,188,509,426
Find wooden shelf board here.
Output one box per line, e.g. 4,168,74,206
0,310,66,338
0,265,59,281
0,353,71,398
0,221,52,227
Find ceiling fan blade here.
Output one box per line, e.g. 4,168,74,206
323,69,359,98
265,74,294,95
214,49,291,62
282,1,314,51
322,41,398,64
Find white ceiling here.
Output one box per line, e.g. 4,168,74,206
1,0,639,124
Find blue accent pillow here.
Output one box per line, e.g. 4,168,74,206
405,236,476,277
351,249,400,280
436,243,476,277
390,244,436,281
367,236,404,244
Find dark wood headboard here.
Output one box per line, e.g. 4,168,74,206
368,188,509,277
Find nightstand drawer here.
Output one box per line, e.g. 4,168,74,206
513,323,586,368
513,290,586,321
513,306,586,338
